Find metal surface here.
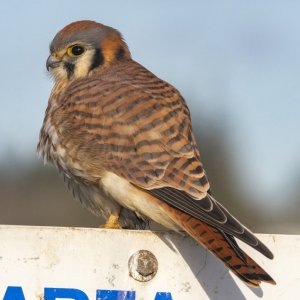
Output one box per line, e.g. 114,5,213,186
0,225,298,299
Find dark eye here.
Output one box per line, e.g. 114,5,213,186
68,45,85,56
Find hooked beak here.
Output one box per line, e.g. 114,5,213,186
46,55,61,71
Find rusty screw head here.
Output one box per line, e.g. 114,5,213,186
128,250,158,282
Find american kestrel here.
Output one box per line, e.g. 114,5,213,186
38,20,275,286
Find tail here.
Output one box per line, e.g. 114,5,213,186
162,205,276,286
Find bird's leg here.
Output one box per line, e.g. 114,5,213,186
100,214,122,229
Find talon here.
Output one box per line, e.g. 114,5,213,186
100,214,122,229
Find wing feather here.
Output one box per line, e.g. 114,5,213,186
56,60,273,259
148,187,273,259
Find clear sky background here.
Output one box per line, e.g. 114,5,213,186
0,1,299,213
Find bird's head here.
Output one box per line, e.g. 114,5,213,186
46,20,131,82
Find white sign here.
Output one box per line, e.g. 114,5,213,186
0,225,297,299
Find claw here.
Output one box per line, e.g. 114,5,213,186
100,214,122,229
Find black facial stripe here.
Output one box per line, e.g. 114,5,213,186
64,62,75,79
116,47,125,60
89,48,104,71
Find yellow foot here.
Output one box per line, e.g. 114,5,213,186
99,214,122,229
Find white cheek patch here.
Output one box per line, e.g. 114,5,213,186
49,49,95,82
74,49,95,78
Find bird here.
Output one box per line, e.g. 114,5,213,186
38,20,276,287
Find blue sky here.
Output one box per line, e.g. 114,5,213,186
0,1,299,210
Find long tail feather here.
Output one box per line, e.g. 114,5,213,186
160,203,276,286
